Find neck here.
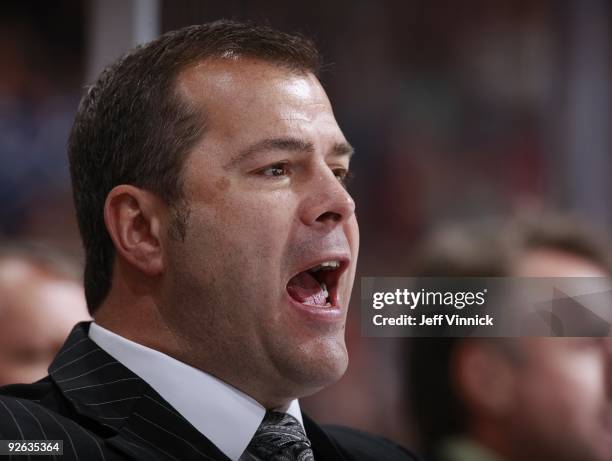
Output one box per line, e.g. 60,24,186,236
94,296,182,358
95,295,300,410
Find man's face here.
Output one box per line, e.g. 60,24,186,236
506,338,612,461
160,59,359,405
506,249,612,461
0,259,90,386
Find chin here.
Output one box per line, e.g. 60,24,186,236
288,338,349,396
318,343,349,383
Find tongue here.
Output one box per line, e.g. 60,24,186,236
287,271,328,306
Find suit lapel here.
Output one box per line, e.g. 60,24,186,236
48,322,230,461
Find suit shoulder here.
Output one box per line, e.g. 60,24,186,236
0,378,83,439
323,425,422,461
0,386,117,460
0,376,73,416
0,377,56,401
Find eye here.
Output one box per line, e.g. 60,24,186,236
258,163,290,177
333,169,354,188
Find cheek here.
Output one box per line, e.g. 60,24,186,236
214,190,294,227
556,352,607,401
37,285,90,330
213,193,297,253
182,194,297,292
520,353,607,421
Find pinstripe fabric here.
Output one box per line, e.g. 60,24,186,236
0,323,230,460
0,323,419,461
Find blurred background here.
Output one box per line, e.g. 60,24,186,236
2,0,611,452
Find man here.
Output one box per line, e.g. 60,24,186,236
408,214,612,461
0,242,90,385
0,21,416,461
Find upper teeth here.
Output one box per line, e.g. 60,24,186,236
308,261,340,273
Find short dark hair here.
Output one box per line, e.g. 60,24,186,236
406,213,612,458
68,20,321,313
412,213,612,277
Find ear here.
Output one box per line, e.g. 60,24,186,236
452,340,516,418
104,185,166,276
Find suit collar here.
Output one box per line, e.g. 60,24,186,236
49,322,230,460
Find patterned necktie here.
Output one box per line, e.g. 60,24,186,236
242,410,315,461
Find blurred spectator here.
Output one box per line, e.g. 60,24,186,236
407,213,612,461
0,241,90,385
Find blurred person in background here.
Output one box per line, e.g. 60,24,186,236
0,241,89,385
407,213,612,461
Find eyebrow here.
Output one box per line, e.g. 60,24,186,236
224,136,355,170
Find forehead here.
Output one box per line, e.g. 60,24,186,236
176,58,341,141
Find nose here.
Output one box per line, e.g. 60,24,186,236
299,166,356,229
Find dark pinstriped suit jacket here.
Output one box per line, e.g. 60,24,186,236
0,322,419,461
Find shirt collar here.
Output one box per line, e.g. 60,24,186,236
89,322,303,461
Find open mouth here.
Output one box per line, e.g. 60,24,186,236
286,259,347,308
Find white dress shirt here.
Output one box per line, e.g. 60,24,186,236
89,322,303,461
